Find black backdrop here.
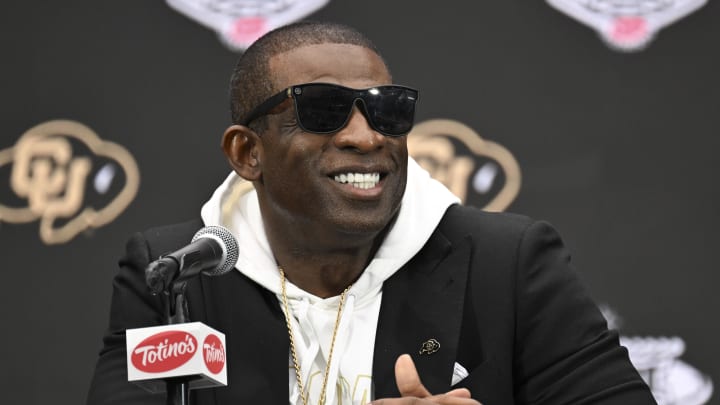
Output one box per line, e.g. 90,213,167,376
1,1,718,404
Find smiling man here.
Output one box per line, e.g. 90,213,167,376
224,41,410,300
87,22,656,405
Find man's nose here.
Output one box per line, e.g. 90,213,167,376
332,105,386,153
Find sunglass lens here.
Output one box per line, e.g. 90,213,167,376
295,85,354,133
364,87,417,136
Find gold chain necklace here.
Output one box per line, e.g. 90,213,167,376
279,268,352,405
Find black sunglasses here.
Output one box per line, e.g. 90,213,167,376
239,82,419,137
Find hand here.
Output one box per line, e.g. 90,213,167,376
367,354,482,404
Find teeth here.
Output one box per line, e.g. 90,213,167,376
333,172,381,189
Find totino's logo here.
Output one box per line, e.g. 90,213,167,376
0,120,140,244
131,331,198,373
203,334,225,374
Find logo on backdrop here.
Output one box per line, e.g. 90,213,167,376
546,0,707,52
601,306,714,404
0,120,140,244
408,119,521,212
166,0,331,51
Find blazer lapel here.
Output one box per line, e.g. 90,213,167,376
191,271,290,404
373,230,472,398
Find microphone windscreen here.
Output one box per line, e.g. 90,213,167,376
191,226,239,276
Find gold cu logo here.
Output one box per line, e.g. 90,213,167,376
0,120,140,244
408,119,521,212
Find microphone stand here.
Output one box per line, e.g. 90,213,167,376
164,281,191,405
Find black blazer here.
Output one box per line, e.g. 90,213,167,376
87,204,656,404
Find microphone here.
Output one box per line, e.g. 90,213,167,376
129,226,235,396
145,226,239,294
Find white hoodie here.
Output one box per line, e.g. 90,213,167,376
200,158,459,404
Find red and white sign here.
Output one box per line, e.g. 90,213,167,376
166,0,331,51
546,0,707,52
203,334,226,374
131,330,198,373
126,322,227,392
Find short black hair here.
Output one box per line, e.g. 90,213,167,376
229,21,387,131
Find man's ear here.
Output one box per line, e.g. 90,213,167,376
222,125,262,181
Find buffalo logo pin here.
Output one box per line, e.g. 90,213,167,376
419,339,441,355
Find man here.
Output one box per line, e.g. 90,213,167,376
87,22,656,404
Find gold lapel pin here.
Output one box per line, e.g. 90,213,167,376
419,338,440,355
